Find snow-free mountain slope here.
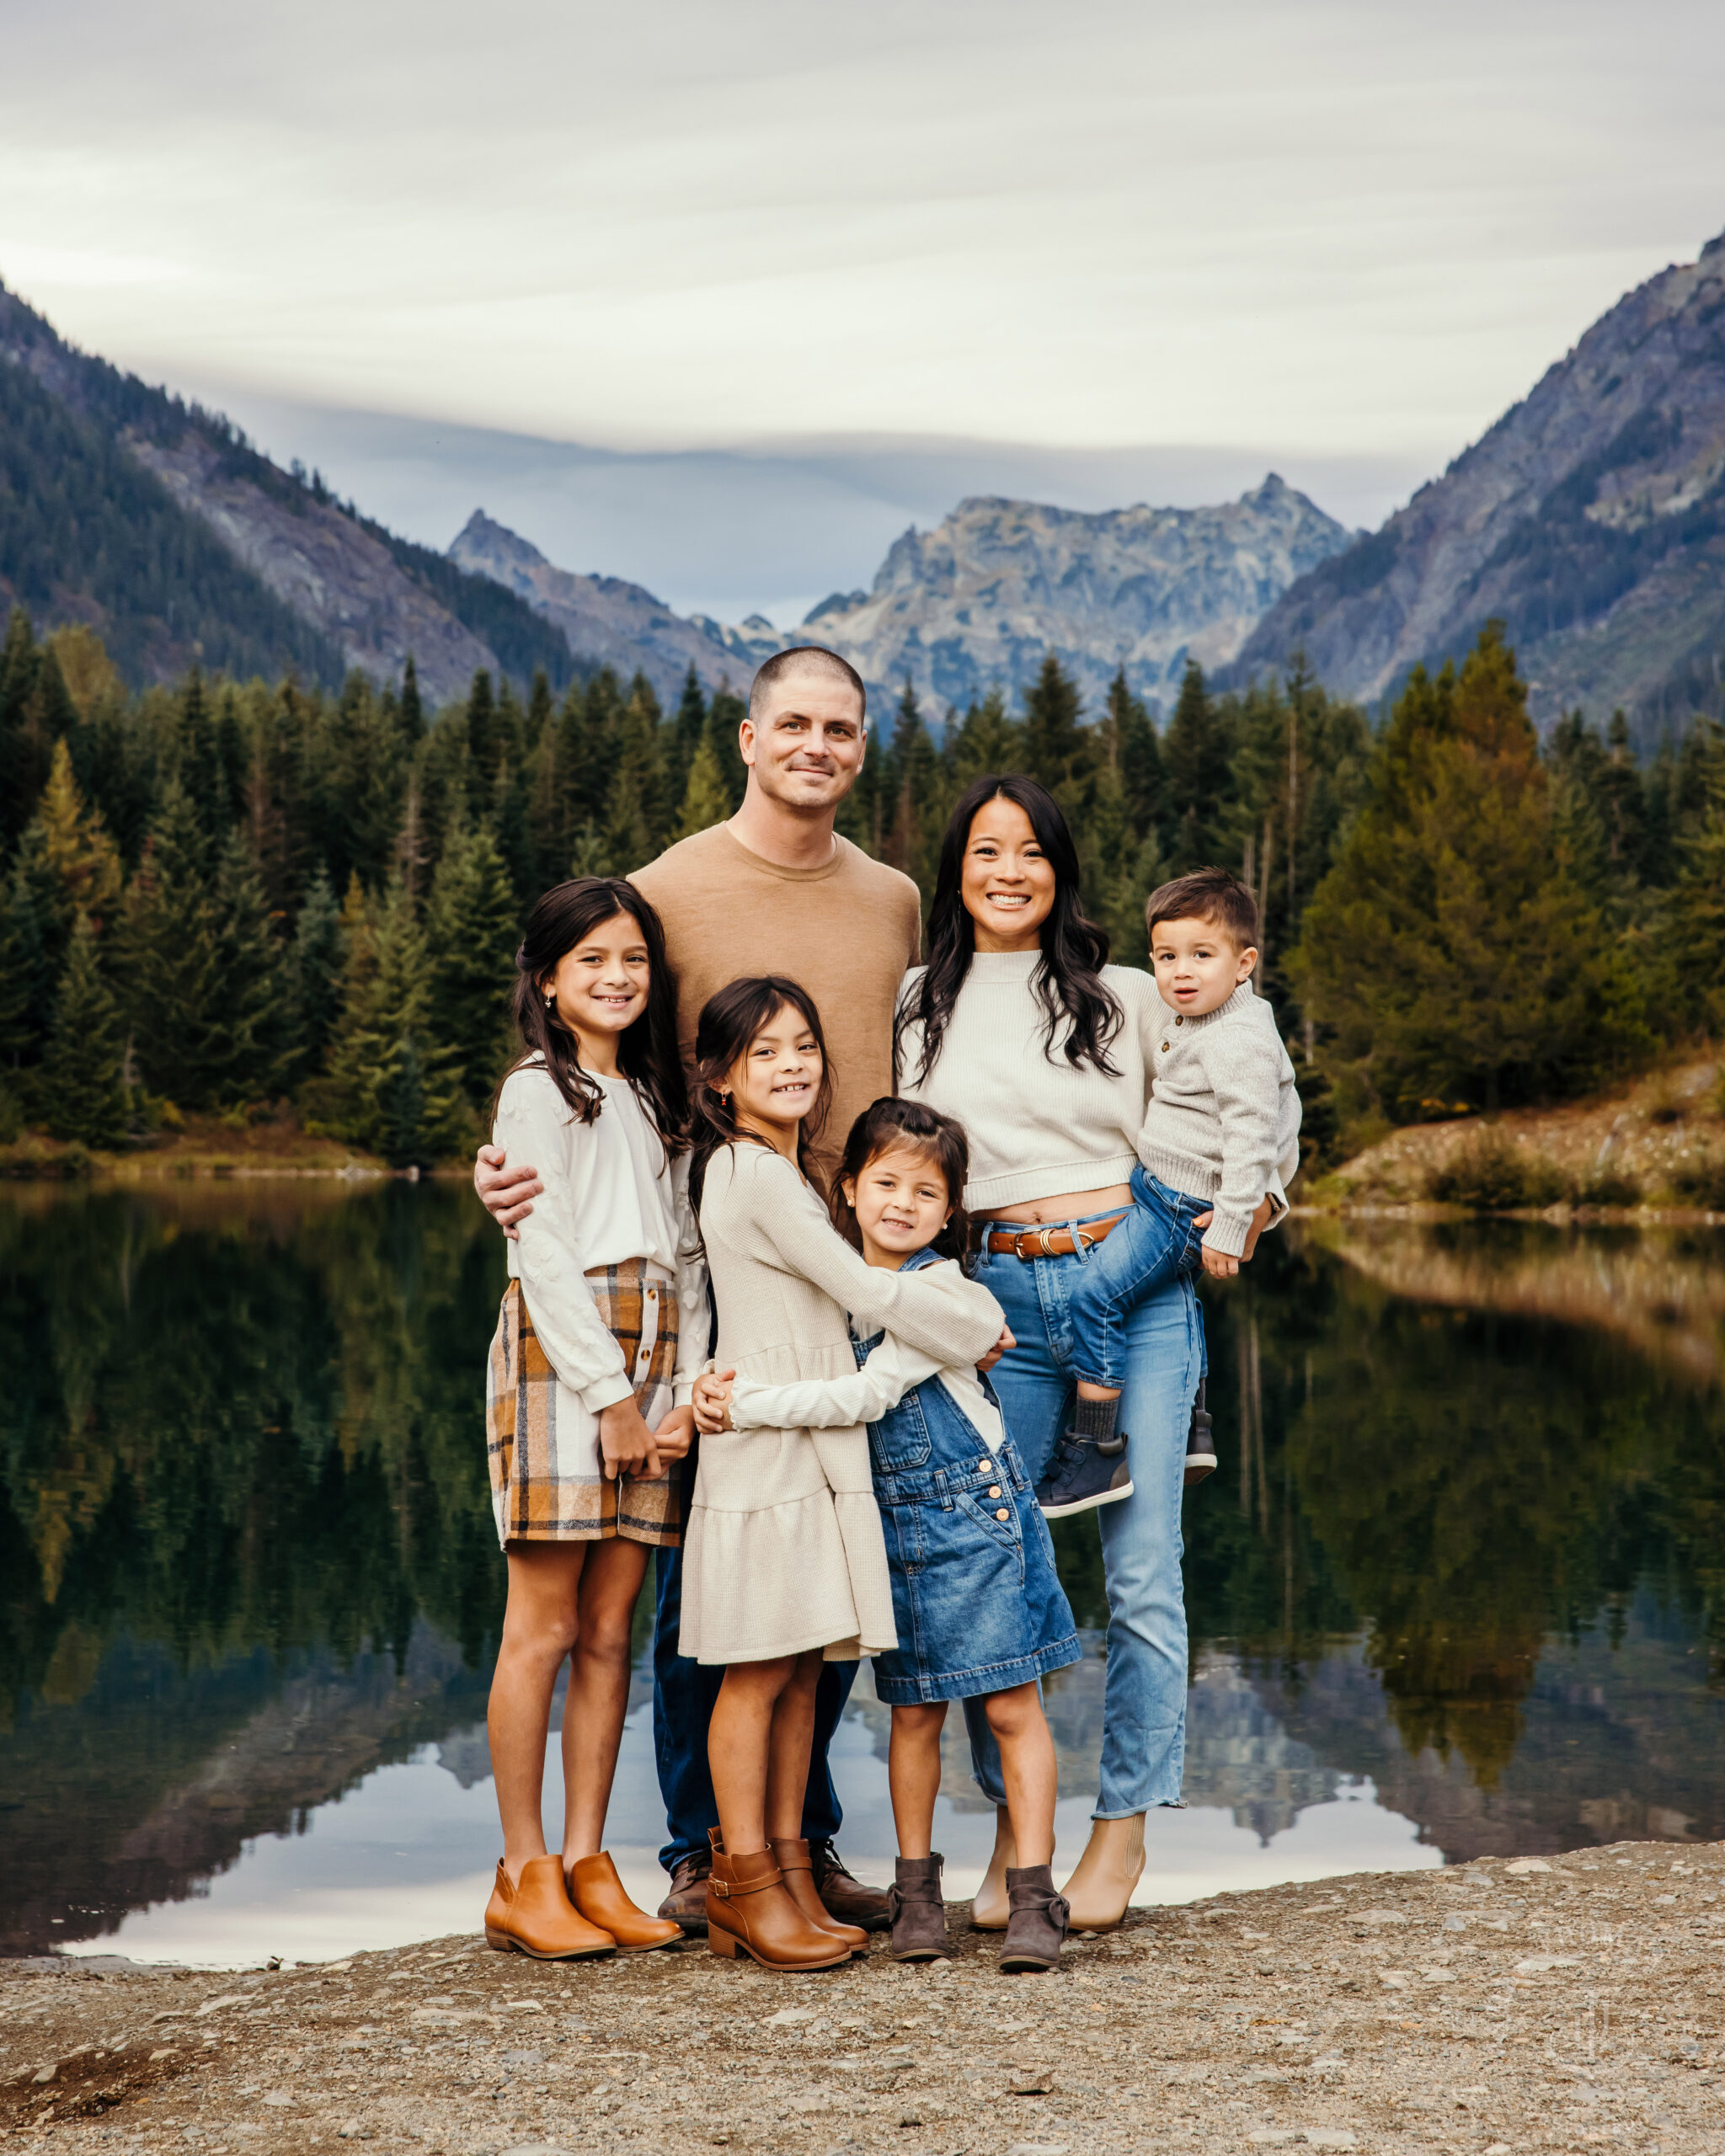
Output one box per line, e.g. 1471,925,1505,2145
1230,231,1725,738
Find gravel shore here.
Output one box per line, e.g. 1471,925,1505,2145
7,1841,1722,2154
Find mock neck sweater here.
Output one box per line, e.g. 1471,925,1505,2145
897,951,1163,1209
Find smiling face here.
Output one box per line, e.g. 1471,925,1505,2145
542,909,649,1069
841,1144,954,1269
740,667,867,816
1150,913,1258,1016
725,999,825,1150
959,794,1057,953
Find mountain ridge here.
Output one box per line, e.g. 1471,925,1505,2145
0,284,577,701
1227,230,1725,739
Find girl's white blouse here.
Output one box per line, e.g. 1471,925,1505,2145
493,1059,707,1413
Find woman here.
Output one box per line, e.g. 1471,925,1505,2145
897,775,1274,1929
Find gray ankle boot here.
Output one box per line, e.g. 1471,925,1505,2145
888,1854,950,1961
999,1863,1069,1972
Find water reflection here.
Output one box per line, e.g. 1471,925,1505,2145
2,1187,1722,1961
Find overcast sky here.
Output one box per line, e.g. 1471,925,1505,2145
3,0,1722,614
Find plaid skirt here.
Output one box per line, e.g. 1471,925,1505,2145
485,1258,681,1548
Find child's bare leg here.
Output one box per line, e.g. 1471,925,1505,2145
560,1536,650,1863
983,1680,1056,1869
709,1656,794,1853
972,1806,1018,1927
489,1543,586,1883
1076,1382,1120,1403
763,1650,825,1839
888,1703,948,1858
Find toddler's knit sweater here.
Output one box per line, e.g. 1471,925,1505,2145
1135,981,1301,1257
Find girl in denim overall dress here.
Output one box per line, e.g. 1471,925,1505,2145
698,1098,1081,1972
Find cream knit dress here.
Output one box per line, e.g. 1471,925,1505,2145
680,1141,1006,1667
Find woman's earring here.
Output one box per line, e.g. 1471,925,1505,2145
545,989,556,1006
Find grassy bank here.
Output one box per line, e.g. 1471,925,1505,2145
1318,1054,1724,1215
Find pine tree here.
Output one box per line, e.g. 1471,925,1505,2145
208,828,292,1101
600,690,660,874
947,686,1023,791
399,655,425,746
426,820,521,1106
318,878,467,1166
465,670,496,798
175,668,224,846
30,739,124,930
41,913,128,1148
676,728,732,840
1105,669,1165,841
119,781,227,1110
708,684,750,809
1290,624,1650,1119
524,667,553,750
290,865,345,1075
1162,659,1232,869
673,665,708,779
0,871,46,1075
1021,654,1090,794
0,608,49,851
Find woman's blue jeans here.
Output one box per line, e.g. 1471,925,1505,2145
964,1226,1203,1818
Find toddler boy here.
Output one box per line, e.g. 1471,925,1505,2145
1036,867,1300,1518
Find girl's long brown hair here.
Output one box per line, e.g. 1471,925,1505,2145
494,877,687,1160
687,975,833,1211
830,1097,972,1267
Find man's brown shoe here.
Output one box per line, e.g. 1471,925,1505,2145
770,1838,868,1954
483,1856,615,1960
706,1848,851,1971
568,1852,681,1953
657,1851,713,1935
809,1838,891,1932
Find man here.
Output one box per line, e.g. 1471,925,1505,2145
474,643,921,1932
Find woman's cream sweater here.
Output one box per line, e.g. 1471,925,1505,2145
681,1141,1003,1667
897,952,1163,1209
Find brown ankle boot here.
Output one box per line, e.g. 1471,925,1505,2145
888,1853,951,1961
705,1847,852,1970
568,1852,681,1953
769,1838,868,1955
483,1856,616,1960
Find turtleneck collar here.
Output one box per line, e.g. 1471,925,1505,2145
967,947,1042,978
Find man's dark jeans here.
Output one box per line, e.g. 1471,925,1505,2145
653,1541,857,1873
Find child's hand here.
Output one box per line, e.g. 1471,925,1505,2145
1199,1241,1240,1280
978,1322,1016,1374
597,1397,664,1481
693,1367,737,1434
653,1405,696,1462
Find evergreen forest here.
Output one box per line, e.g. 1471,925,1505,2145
1,603,1721,1171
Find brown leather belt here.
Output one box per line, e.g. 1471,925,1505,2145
976,1211,1127,1260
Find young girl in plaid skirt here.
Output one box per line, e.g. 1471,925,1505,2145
481,878,707,1961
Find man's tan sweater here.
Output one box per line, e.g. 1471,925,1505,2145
632,823,921,1166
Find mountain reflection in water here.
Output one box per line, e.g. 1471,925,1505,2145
2,1186,1722,1958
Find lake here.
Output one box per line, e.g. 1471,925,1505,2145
4,1182,1723,1968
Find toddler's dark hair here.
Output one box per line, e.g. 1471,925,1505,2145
830,1097,972,1267
1146,867,1259,951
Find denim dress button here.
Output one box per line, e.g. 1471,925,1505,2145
995,1508,1010,1521
988,1486,1001,1498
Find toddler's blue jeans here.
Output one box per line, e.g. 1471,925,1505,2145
1061,1164,1209,1390
963,1218,1203,1818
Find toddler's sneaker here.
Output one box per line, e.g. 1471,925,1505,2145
1184,1377,1217,1486
1035,1428,1132,1518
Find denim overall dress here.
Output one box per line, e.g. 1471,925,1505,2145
858,1251,1081,1705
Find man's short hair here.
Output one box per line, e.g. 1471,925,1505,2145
749,644,867,726
1146,867,1259,951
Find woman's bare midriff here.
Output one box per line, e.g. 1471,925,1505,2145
975,1184,1134,1226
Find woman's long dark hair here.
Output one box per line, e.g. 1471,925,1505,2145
830,1097,972,1267
494,877,687,1160
895,773,1122,1089
687,975,834,1211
